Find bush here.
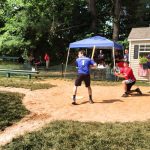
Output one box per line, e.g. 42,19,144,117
139,57,148,64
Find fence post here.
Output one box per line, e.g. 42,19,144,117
61,62,64,77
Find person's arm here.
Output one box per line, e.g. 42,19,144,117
75,60,78,68
114,72,125,78
90,59,97,68
114,68,125,78
91,63,97,69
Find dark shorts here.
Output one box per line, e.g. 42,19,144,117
75,74,90,87
127,81,136,92
147,62,150,69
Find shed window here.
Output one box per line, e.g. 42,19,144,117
139,44,150,57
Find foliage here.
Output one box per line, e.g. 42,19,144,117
0,91,29,131
1,120,150,149
0,0,31,55
118,38,129,49
0,0,149,63
133,0,150,27
139,56,148,64
120,0,150,39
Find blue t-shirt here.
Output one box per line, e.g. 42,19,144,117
76,56,95,74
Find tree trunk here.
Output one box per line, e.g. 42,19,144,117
88,0,97,33
112,0,121,41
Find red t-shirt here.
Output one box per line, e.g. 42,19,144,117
120,67,136,81
44,54,50,61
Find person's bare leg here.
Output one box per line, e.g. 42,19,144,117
148,69,150,82
121,80,129,97
72,86,78,104
88,86,94,103
122,80,127,93
88,86,92,95
148,69,150,93
73,86,77,96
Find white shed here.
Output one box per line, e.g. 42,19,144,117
128,27,150,80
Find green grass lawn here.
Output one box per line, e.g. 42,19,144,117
0,92,29,131
136,81,150,87
92,80,150,86
0,77,56,90
0,61,149,88
1,120,150,150
0,61,24,69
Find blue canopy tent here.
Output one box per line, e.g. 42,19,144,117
65,36,123,74
69,36,123,49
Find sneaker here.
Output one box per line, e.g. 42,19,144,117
121,93,128,97
72,102,78,105
89,99,94,104
135,88,142,95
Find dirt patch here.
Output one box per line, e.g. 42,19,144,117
0,79,150,146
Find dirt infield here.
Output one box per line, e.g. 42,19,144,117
0,79,150,146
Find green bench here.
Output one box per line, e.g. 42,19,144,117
0,69,39,79
0,56,19,62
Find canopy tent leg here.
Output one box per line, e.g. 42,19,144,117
91,45,96,60
111,47,116,80
112,47,116,68
86,49,87,55
64,48,70,78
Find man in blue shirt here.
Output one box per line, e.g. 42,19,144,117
72,50,97,105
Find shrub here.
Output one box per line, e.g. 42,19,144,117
139,57,148,64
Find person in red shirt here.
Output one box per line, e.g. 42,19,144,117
44,53,50,70
115,61,142,97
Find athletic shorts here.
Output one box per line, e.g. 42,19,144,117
125,80,136,91
75,74,90,87
147,62,150,69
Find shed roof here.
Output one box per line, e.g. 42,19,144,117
128,27,150,40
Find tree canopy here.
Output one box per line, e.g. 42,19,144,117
0,0,149,62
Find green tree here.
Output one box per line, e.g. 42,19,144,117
119,0,150,40
111,0,122,41
0,0,149,63
0,0,30,55
87,0,97,33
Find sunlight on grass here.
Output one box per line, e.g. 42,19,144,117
0,62,149,87
0,61,23,69
1,120,150,150
0,77,56,90
0,92,29,131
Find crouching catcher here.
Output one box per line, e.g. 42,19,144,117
114,61,142,97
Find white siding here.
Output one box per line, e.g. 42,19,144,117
129,40,150,80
